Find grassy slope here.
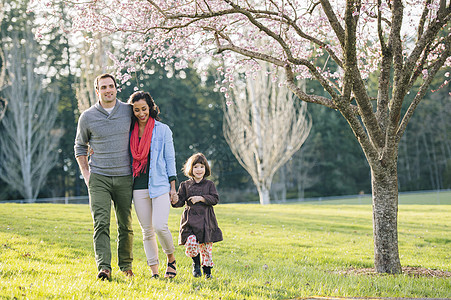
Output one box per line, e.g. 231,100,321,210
0,193,450,299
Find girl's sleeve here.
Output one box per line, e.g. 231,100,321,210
172,181,187,208
202,181,219,206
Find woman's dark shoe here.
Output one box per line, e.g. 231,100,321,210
192,254,201,277
151,274,159,279
202,266,212,279
164,260,177,278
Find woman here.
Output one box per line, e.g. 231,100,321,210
128,91,177,279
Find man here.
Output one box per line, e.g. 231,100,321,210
74,73,134,280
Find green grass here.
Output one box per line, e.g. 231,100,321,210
301,190,451,205
0,194,450,299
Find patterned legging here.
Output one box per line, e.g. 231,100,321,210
184,235,214,267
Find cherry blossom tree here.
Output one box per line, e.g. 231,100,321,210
30,0,450,274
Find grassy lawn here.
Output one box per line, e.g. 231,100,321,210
0,192,450,299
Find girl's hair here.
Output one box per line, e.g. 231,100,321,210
128,91,161,123
183,153,211,178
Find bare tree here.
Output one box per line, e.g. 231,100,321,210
288,142,320,200
224,64,311,205
0,34,61,200
0,45,7,121
0,0,7,121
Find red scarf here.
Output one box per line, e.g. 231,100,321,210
130,118,155,177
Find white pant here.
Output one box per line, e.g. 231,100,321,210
133,190,175,266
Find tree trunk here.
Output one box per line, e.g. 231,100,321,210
258,184,271,205
371,162,402,274
297,182,304,200
280,166,287,202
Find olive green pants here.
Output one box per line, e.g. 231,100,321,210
88,173,134,272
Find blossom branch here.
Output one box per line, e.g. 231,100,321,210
377,0,388,52
389,2,450,141
375,0,391,131
222,0,297,64
249,9,344,68
343,0,385,149
417,0,432,40
402,6,450,83
396,35,450,143
381,0,407,160
284,65,343,111
319,0,345,47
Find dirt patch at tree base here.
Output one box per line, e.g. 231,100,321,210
293,298,447,300
333,266,451,278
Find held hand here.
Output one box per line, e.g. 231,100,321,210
169,189,178,204
170,193,179,204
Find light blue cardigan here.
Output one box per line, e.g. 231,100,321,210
134,120,177,198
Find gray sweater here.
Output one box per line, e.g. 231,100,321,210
74,100,132,176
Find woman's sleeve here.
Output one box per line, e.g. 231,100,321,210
163,125,177,180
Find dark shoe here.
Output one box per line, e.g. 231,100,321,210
97,269,111,281
192,263,201,277
151,274,159,279
122,269,134,277
192,254,201,277
164,260,177,278
202,266,212,279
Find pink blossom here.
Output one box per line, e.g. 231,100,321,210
29,0,449,102
422,69,428,79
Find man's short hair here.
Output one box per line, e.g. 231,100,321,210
94,73,117,90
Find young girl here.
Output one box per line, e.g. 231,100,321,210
171,153,223,279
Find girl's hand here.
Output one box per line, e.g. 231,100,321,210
189,196,204,204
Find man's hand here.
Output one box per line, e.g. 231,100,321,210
76,155,90,187
82,170,91,187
